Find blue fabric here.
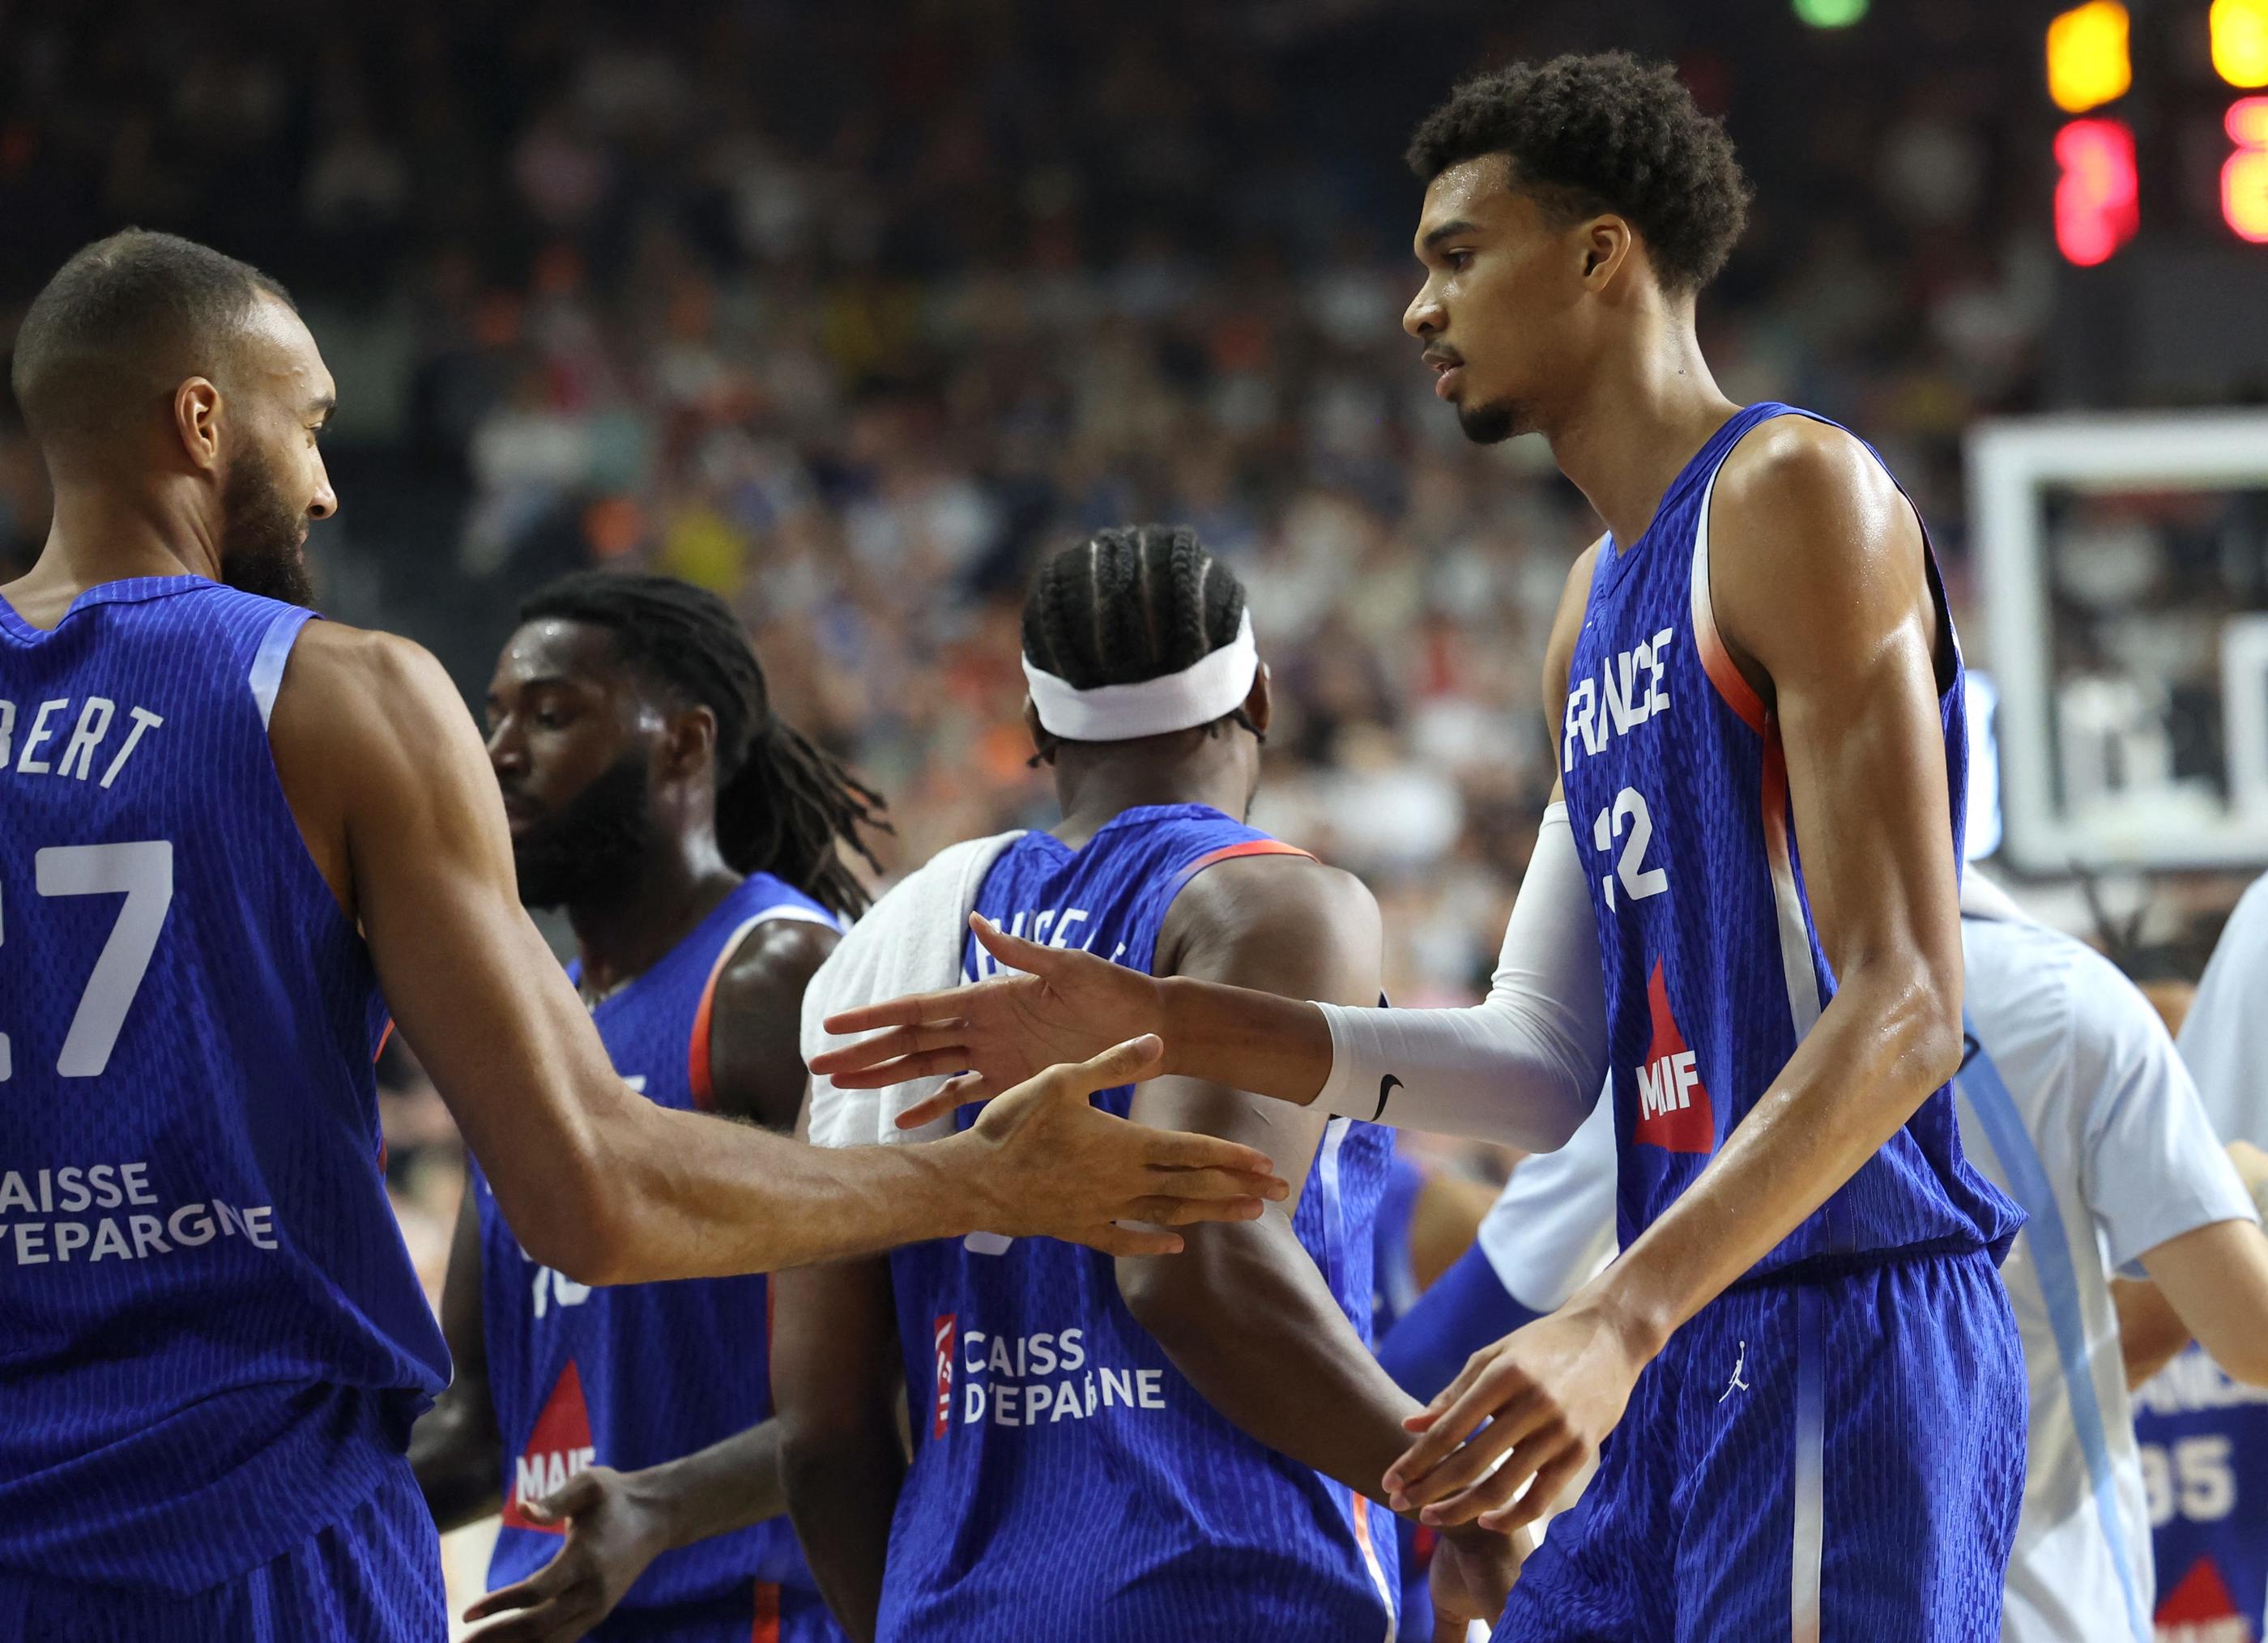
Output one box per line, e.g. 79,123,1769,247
2133,1346,2268,1638
1956,1019,2150,1641
1369,1148,1426,1339
880,806,1398,1641
1557,402,2021,1275
0,577,448,1594
475,873,839,1617
1375,1240,1543,1403
1494,1249,2024,1641
582,1580,839,1642
0,1458,442,1641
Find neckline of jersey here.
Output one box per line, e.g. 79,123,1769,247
568,873,789,1017
1592,402,1780,596
0,574,214,644
1034,801,1242,858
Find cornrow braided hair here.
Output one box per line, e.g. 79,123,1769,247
517,572,889,918
1021,523,1260,750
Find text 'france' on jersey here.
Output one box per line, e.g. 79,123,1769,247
880,804,1400,1643
1557,404,2021,1275
473,873,842,1615
0,577,449,1594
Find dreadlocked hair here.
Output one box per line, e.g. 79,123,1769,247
1020,523,1261,753
517,572,889,918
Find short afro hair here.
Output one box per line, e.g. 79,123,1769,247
1406,53,1751,293
11,228,293,450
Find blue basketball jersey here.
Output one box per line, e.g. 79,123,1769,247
473,873,841,1614
1369,1146,1424,1340
0,577,449,1594
2134,1347,2268,1641
1558,404,2021,1275
879,804,1400,1642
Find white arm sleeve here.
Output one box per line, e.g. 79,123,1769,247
1311,802,1609,1149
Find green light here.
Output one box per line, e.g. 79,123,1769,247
1794,0,1869,27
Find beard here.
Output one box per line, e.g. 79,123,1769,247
217,449,316,607
509,752,656,912
1456,395,1535,445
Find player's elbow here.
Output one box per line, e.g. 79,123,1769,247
1860,953,1966,1098
1115,1239,1233,1345
509,1162,641,1287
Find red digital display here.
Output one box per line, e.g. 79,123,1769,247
2054,118,2142,266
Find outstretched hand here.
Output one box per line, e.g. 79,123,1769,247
461,1466,668,1641
811,913,1165,1129
1385,1300,1651,1534
958,1032,1287,1258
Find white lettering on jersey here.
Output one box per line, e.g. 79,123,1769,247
0,698,170,790
1562,630,1675,773
1635,1049,1700,1120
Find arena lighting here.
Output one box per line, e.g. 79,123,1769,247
1792,0,1869,28
2047,1,2133,114
2223,97,2268,240
2053,117,2140,266
2214,0,2268,87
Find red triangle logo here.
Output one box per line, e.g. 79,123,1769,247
2157,1555,2251,1634
501,1359,595,1532
1631,960,1715,1154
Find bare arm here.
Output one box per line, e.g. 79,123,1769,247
774,1257,906,1643
267,625,1285,1282
706,919,839,1134
1115,859,1420,1493
2132,1141,2268,1385
2111,1277,2192,1388
1390,422,1973,1529
408,1186,503,1530
812,551,1611,1150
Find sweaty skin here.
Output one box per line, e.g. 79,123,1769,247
2,287,1290,1296
813,155,1976,1534
782,676,1523,1635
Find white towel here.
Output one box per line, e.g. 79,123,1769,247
803,830,1025,1149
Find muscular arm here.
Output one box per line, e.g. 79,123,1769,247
408,1187,503,1530
267,626,1281,1282
1114,858,1427,1500
1577,420,1970,1357
706,919,839,1134
773,1258,906,1643
815,549,1612,1152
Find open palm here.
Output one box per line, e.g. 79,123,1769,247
811,913,1166,1125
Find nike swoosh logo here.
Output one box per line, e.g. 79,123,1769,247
1371,1075,1402,1123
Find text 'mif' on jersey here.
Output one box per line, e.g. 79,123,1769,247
1557,403,2022,1273
0,578,448,1594
880,804,1400,1643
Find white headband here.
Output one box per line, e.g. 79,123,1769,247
1024,608,1260,742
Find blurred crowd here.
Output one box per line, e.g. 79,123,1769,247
0,0,2071,1306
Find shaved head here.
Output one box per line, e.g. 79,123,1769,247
11,228,294,455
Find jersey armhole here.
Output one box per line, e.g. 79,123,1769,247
1689,467,1771,736
248,606,317,730
1151,838,1319,980
687,905,842,1110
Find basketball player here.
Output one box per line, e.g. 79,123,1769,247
0,232,1283,1641
816,55,2030,1637
1364,873,2268,1643
2124,873,2268,1641
778,527,1524,1641
408,573,873,1641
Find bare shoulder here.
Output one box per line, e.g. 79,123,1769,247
274,621,463,739
1158,853,1380,993
713,917,841,1013
1707,416,1929,670
1710,417,1916,580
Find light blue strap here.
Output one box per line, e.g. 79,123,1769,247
1791,1283,1825,1643
1957,1015,2151,1642
247,607,313,730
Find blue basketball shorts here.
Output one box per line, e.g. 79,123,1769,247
590,1581,842,1642
0,1457,444,1641
1495,1245,2025,1642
